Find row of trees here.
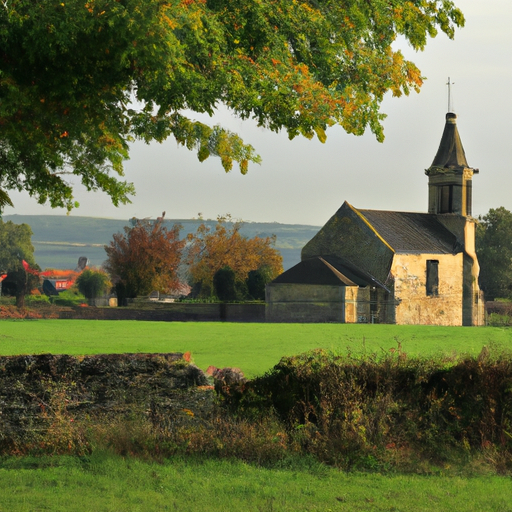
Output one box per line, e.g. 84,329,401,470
104,215,283,303
101,207,512,304
0,214,283,305
3,206,512,305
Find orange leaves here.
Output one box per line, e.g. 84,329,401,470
186,216,283,297
104,218,185,297
162,13,177,30
406,63,423,89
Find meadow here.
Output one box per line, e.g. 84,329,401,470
1,320,512,511
1,320,511,377
1,454,511,511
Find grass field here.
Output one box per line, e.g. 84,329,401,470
2,320,512,511
1,454,511,512
1,320,511,377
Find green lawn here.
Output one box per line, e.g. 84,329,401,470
0,454,511,512
1,320,511,377
2,320,512,510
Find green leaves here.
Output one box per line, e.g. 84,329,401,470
0,218,36,273
0,0,465,212
0,189,13,209
476,207,512,301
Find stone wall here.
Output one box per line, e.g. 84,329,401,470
392,253,464,326
0,353,214,446
266,283,348,323
58,302,265,322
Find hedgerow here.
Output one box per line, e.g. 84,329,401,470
1,347,511,474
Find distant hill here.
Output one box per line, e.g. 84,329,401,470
3,215,320,271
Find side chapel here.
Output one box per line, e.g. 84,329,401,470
266,112,485,326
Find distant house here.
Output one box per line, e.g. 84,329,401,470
42,276,76,295
266,112,485,326
41,257,89,295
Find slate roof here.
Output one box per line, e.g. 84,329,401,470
272,255,390,291
428,112,476,172
358,209,462,254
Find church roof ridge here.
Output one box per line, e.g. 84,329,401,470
345,201,395,253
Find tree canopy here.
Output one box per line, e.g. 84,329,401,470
75,268,111,300
0,0,464,211
0,218,36,272
0,218,38,305
185,215,282,298
104,215,184,302
476,207,512,301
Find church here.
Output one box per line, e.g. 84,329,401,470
266,112,485,326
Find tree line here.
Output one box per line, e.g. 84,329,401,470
0,214,283,306
2,205,511,306
476,207,512,301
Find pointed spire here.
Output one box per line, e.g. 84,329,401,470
430,112,470,171
426,112,479,217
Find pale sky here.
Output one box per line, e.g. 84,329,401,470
4,0,512,226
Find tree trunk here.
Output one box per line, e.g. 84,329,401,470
16,291,26,309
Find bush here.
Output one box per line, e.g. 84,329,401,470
50,288,87,307
25,294,51,306
0,296,15,306
488,313,512,327
213,266,238,302
227,347,512,471
2,349,512,474
246,266,274,300
76,269,111,300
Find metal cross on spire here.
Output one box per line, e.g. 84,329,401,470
446,77,455,113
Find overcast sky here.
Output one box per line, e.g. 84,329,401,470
4,0,512,227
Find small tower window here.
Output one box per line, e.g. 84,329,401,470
466,183,472,216
426,260,439,296
438,185,453,213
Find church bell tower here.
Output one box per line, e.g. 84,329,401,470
425,112,478,217
425,109,484,325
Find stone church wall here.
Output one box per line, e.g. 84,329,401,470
392,253,464,326
266,283,356,323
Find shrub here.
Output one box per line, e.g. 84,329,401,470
2,349,512,474
50,288,86,307
246,265,274,300
213,266,237,302
227,347,512,471
488,313,512,327
0,296,15,306
25,294,51,306
76,269,111,300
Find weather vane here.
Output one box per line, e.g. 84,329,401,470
446,77,455,113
